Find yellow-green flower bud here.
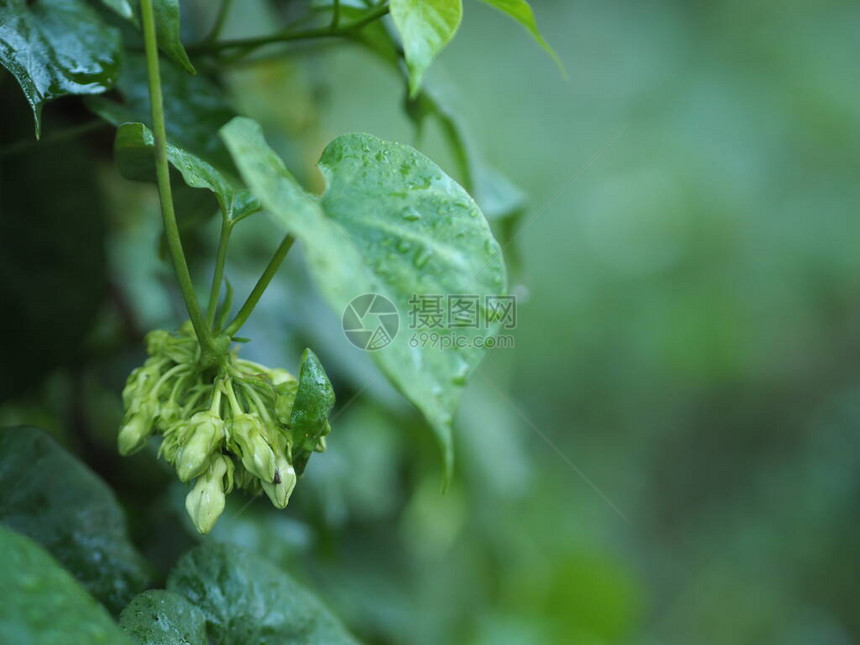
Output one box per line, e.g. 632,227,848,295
230,413,276,482
268,368,296,386
117,400,157,455
184,456,229,534
262,455,296,509
144,329,171,356
176,411,225,482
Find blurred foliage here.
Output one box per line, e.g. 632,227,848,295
1,0,859,643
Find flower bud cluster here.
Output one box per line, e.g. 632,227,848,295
118,324,310,534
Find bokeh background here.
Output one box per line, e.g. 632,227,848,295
2,0,859,643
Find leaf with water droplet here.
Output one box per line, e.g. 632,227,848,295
221,118,508,482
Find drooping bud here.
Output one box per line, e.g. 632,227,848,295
117,400,157,455
176,411,225,482
144,329,171,356
184,456,229,534
230,413,276,482
262,455,297,509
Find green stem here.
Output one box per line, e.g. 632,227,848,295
207,216,233,328
187,3,389,55
140,0,214,356
224,234,295,337
204,0,233,42
331,0,341,28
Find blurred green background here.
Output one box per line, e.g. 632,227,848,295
2,0,859,643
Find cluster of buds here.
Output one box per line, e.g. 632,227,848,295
118,323,333,534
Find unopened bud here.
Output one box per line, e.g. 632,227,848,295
118,409,154,455
262,455,296,509
176,411,225,482
268,368,296,386
231,413,276,482
184,457,228,534
274,381,298,426
144,329,171,356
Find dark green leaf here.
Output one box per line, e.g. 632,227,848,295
114,122,259,221
0,427,149,614
0,526,133,644
166,541,358,644
390,0,462,96
119,590,207,645
86,53,235,169
0,0,122,137
100,0,136,21
221,117,508,480
477,0,564,72
289,349,336,475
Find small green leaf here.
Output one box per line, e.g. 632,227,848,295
477,0,564,73
166,541,358,644
390,0,463,96
0,0,122,137
0,526,134,644
221,117,508,481
149,0,196,75
0,427,149,614
114,122,260,221
289,349,336,475
119,590,207,645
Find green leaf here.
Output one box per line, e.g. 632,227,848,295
0,0,122,137
477,0,564,73
221,117,508,480
0,427,149,614
390,0,463,96
148,0,196,75
119,590,207,645
166,541,358,644
289,349,336,475
114,122,260,221
0,526,133,644
86,53,235,170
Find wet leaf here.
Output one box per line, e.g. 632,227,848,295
166,541,358,644
0,0,122,137
0,526,133,644
221,117,508,481
0,427,149,614
289,349,336,475
119,590,207,645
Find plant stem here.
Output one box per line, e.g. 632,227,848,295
223,234,295,337
140,0,214,354
331,0,341,28
187,3,389,55
207,216,233,328
204,0,233,43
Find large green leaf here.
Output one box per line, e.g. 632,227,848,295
289,349,336,475
0,427,149,614
120,590,207,645
114,122,260,221
221,117,507,479
0,0,122,137
477,0,563,71
390,0,462,96
166,541,358,644
0,526,133,644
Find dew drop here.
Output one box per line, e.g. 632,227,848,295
402,207,422,221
